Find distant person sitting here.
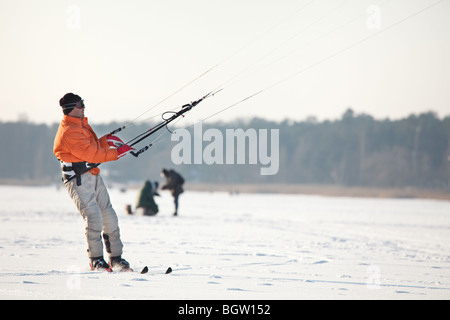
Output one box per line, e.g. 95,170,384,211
161,168,184,216
135,180,159,216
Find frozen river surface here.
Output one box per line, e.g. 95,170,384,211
0,185,449,299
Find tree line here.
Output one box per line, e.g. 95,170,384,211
1,109,449,189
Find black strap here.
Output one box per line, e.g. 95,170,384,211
62,161,99,186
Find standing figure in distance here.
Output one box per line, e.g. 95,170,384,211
161,168,184,216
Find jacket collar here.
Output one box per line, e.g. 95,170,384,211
62,115,89,125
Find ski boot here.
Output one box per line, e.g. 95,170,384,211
109,256,132,272
90,257,112,272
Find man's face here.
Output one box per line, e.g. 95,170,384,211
69,100,85,118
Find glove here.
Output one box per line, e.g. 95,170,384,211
117,144,134,159
107,134,125,149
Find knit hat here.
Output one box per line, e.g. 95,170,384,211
59,93,82,115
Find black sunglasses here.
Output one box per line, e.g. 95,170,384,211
62,99,85,109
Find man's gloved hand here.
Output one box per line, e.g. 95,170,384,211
117,144,134,159
107,135,125,149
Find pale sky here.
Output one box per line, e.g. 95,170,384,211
0,0,449,126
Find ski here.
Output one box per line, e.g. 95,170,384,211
117,267,134,272
88,264,172,274
139,266,172,275
89,266,113,272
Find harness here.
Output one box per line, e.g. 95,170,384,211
60,161,99,186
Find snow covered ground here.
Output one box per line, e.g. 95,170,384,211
0,184,449,300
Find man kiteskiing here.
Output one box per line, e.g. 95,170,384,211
53,93,133,272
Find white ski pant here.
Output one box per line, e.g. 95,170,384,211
65,172,123,259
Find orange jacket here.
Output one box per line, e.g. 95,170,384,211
53,116,118,175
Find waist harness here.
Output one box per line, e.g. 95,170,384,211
60,161,99,186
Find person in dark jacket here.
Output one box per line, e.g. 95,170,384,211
135,180,159,216
161,168,184,216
